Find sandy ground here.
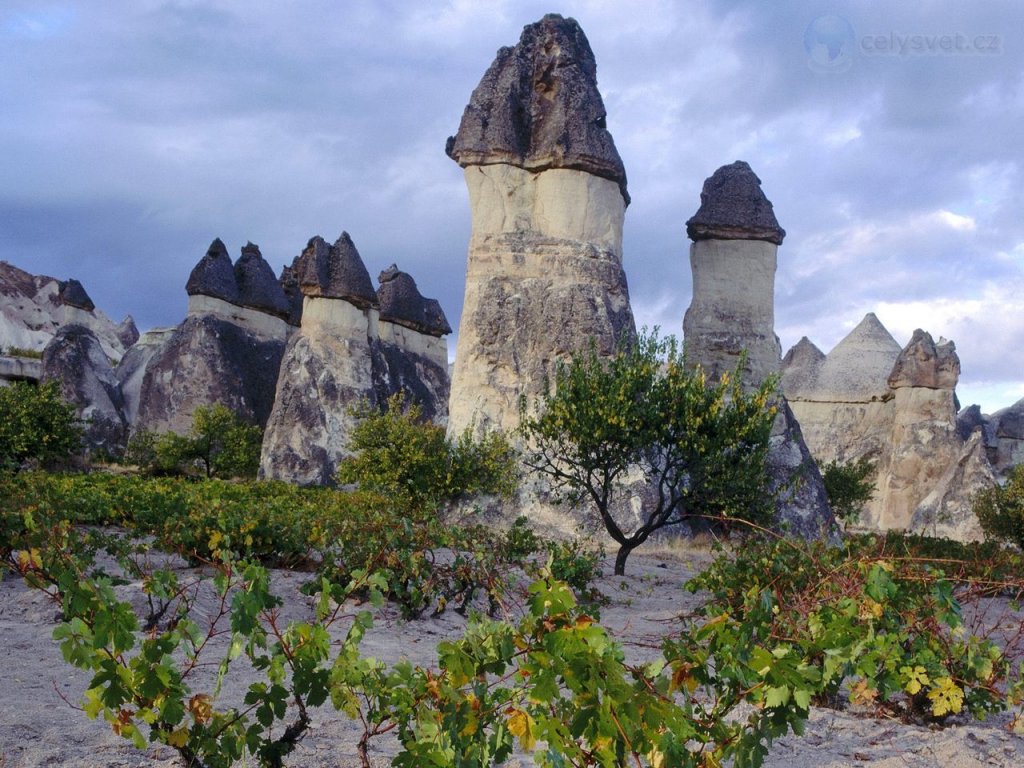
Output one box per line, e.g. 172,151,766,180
1,546,1022,768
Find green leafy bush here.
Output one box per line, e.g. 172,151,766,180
126,404,262,479
337,393,516,511
821,456,877,524
974,465,1024,551
521,330,777,575
689,537,1020,723
0,380,82,470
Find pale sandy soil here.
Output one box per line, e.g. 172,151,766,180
1,546,1021,768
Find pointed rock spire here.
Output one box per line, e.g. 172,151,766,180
781,336,826,398
377,264,451,336
58,278,95,311
186,238,240,304
446,13,628,203
685,161,785,244
814,313,902,400
295,233,377,308
234,242,290,319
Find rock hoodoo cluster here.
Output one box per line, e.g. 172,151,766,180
129,240,292,436
682,161,834,538
259,235,451,485
782,315,993,539
6,12,1020,546
445,13,635,437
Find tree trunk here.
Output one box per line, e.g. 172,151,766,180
613,543,636,576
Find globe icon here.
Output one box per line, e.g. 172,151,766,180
804,15,855,72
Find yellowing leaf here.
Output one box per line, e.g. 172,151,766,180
900,665,930,696
508,708,537,751
928,677,964,717
188,694,213,725
167,726,190,748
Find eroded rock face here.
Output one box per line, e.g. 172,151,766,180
446,13,628,203
682,161,833,538
447,15,635,438
133,240,293,436
133,315,286,436
0,260,134,361
41,324,127,455
260,238,452,485
261,297,378,485
986,398,1024,477
115,327,176,426
783,318,996,538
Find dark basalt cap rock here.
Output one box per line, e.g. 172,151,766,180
186,238,240,303
279,262,304,327
58,279,95,311
446,13,629,204
296,233,377,308
234,242,290,319
887,329,960,390
377,264,452,336
686,161,785,244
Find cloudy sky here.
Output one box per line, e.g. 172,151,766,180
3,1,1022,412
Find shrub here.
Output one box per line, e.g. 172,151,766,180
337,393,516,512
974,464,1024,551
520,330,777,575
125,405,262,479
0,380,82,470
821,456,877,524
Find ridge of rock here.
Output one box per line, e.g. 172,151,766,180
446,13,629,204
685,161,785,244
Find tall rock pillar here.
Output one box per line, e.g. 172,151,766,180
683,161,834,538
445,13,635,437
683,161,783,384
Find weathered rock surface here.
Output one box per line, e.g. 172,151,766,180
133,241,294,437
376,266,451,424
261,297,378,485
0,260,135,361
447,15,635,439
261,239,452,485
446,13,628,203
783,318,998,538
910,431,993,541
296,234,377,307
133,314,285,436
986,397,1024,477
115,327,176,425
685,161,785,245
682,161,834,538
41,324,127,455
683,162,783,385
